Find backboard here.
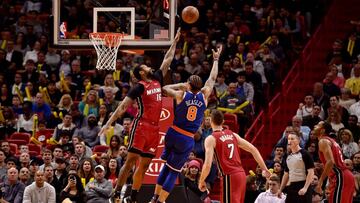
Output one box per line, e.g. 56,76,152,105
52,0,177,49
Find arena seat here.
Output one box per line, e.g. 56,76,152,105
28,144,42,155
93,145,109,156
7,139,28,146
9,143,17,154
10,132,31,143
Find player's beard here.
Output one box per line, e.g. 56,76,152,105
147,69,155,78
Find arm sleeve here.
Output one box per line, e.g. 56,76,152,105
301,149,315,170
14,184,25,203
93,181,113,198
22,187,31,203
127,84,144,100
48,186,56,203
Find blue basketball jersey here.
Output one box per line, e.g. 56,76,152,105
173,91,207,133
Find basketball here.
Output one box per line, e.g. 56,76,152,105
182,6,199,24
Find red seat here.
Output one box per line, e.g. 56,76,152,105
28,144,42,154
10,132,31,143
223,113,239,133
9,143,17,154
7,139,28,147
93,145,109,153
28,151,39,157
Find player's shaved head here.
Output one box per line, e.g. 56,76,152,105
188,75,202,92
211,110,224,126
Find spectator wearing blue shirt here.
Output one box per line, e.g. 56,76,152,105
32,92,51,123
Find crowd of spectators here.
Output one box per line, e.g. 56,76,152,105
258,20,360,202
0,0,334,202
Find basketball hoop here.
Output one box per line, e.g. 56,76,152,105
89,32,124,71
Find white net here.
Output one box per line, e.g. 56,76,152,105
89,33,123,71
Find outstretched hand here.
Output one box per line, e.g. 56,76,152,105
212,45,222,61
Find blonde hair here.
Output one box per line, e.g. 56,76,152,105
57,94,73,108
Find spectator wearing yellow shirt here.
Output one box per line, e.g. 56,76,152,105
345,64,360,97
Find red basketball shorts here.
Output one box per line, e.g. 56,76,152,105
328,168,355,203
128,119,160,158
220,171,246,203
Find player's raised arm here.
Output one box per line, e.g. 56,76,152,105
198,136,216,192
316,138,335,193
159,28,181,77
162,82,187,103
234,133,271,178
98,96,134,136
202,45,222,99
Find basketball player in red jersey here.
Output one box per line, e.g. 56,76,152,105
199,110,271,203
99,29,181,203
314,121,355,203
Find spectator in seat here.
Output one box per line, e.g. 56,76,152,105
105,158,120,188
23,170,56,203
296,94,323,119
75,114,100,148
323,72,341,97
236,71,255,103
17,101,35,133
349,95,360,123
57,94,74,114
241,61,263,111
182,159,211,203
58,132,74,158
78,90,99,117
312,82,330,111
302,105,323,130
327,95,349,123
53,157,68,201
273,161,284,181
72,137,92,158
67,154,79,172
246,52,268,87
60,173,85,203
222,60,237,84
344,159,355,173
39,149,56,172
0,149,7,179
52,113,76,141
44,165,55,186
119,118,132,146
32,92,51,124
19,152,30,169
352,151,360,173
19,167,31,186
278,116,311,148
85,165,112,203
345,64,360,97
103,87,119,113
107,135,122,159
326,39,352,65
100,74,119,95
329,65,345,88
254,175,286,203
78,158,95,188
266,145,286,168
339,129,359,159
327,111,344,133
0,167,25,203
214,72,228,99
347,115,360,142
1,141,13,158
339,88,356,111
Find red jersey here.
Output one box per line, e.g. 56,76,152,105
212,129,244,175
319,136,347,173
137,80,162,124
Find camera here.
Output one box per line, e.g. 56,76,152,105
69,175,76,181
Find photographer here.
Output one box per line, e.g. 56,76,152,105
60,173,85,203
